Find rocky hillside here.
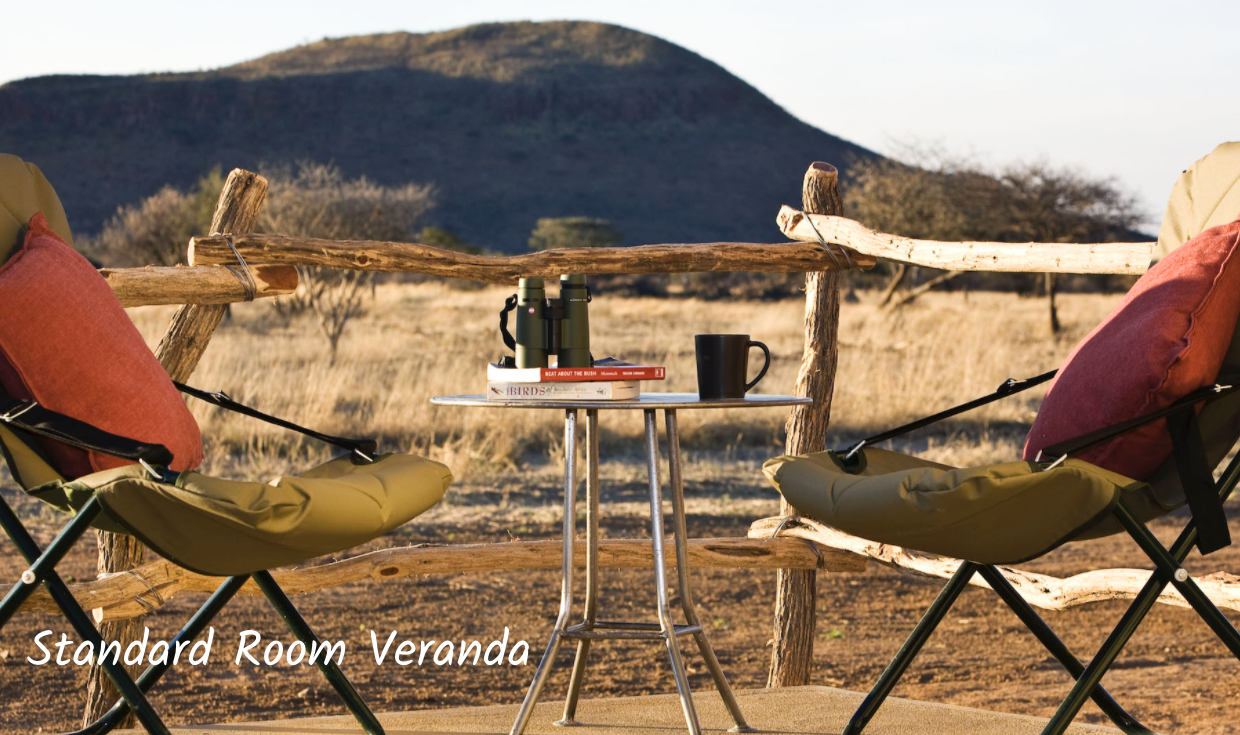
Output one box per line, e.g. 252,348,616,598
0,21,874,252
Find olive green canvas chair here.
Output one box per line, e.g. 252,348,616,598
0,157,452,735
765,142,1240,735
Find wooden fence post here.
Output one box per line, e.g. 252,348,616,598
768,162,844,687
82,169,268,727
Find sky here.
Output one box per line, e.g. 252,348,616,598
4,0,1237,228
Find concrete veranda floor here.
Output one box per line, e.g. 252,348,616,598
150,686,1120,735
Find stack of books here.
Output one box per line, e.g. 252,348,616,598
487,358,665,400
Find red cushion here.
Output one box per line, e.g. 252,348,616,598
0,213,202,478
1023,217,1240,479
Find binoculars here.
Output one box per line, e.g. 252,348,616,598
499,275,592,368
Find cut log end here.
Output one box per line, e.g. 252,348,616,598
807,161,839,179
257,264,299,292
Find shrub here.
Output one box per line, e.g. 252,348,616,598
86,168,225,266
528,217,622,250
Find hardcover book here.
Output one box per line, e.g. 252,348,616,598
487,380,641,401
488,357,665,383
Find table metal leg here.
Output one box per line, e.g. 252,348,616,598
511,409,580,735
557,409,600,727
665,410,754,733
646,409,702,735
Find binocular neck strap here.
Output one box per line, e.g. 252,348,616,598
499,294,519,351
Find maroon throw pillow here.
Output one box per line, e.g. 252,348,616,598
1024,216,1240,479
0,213,203,478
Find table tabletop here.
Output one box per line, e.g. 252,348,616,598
430,392,812,410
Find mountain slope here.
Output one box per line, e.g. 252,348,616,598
0,21,875,252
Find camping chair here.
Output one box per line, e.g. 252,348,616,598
763,142,1240,735
0,155,453,735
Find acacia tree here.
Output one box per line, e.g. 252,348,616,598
258,162,434,359
845,155,969,304
846,147,1143,329
994,162,1143,333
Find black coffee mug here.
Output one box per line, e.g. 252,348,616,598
695,334,771,399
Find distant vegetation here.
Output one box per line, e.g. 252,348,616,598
257,161,434,358
86,142,1147,316
417,226,480,255
847,144,1143,248
86,168,224,267
528,217,622,250
89,160,435,357
845,144,1145,330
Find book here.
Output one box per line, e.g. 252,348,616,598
488,357,665,383
487,380,641,401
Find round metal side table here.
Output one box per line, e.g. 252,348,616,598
430,393,811,735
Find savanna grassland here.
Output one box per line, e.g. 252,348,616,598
4,286,1240,734
136,283,1102,481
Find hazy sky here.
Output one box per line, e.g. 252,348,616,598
5,0,1237,227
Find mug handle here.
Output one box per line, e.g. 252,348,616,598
745,340,771,393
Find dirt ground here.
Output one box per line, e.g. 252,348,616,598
2,449,1239,735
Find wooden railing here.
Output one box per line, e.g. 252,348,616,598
51,165,1170,717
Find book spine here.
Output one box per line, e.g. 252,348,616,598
538,367,665,381
487,382,638,400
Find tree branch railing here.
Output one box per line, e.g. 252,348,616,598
749,516,1240,613
102,264,297,307
102,208,1153,308
184,214,1151,285
187,234,875,283
777,206,1153,275
14,537,866,622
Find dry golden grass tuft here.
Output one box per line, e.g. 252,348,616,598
126,285,1122,479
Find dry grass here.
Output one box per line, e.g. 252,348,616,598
126,285,1122,480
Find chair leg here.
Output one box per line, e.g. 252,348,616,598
842,561,979,735
1112,503,1240,658
0,495,102,626
1041,500,1220,735
0,496,170,735
976,565,1155,735
70,575,250,735
252,571,385,735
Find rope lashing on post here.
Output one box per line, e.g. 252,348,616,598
801,211,854,269
117,569,165,615
221,235,258,301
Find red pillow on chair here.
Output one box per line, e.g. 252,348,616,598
0,213,203,478
1023,216,1240,479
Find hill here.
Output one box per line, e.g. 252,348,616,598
0,21,875,252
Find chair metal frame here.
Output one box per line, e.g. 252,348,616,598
839,386,1240,735
0,397,392,735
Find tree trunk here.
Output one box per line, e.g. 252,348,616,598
877,262,907,306
769,162,843,688
888,270,964,309
82,169,268,728
1045,272,1060,334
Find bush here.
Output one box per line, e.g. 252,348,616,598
417,226,481,254
86,168,225,266
528,217,622,250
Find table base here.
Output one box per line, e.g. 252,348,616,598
509,408,753,735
